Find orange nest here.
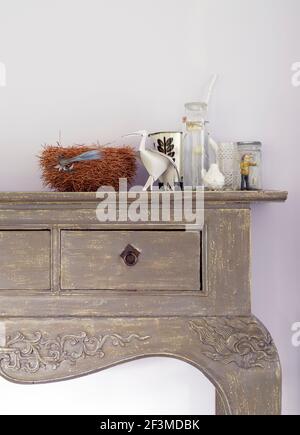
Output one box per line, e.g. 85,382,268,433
39,145,137,192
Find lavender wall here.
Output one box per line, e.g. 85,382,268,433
0,0,299,414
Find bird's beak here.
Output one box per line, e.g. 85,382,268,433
122,131,148,138
122,133,142,138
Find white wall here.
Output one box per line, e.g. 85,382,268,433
0,0,299,415
0,358,215,415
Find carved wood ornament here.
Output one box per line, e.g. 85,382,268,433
189,318,278,369
0,331,150,374
0,191,287,414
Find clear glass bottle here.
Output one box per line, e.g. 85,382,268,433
183,102,208,189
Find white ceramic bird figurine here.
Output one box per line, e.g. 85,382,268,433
202,164,225,191
124,131,181,191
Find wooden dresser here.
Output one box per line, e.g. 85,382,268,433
0,191,287,415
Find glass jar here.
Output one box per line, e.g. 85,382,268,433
182,102,208,189
218,142,241,190
237,142,262,190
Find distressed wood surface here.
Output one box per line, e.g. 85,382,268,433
0,316,281,415
206,209,251,313
61,230,201,291
0,191,287,415
0,208,251,316
0,230,50,290
0,190,288,205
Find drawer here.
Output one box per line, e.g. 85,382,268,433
61,230,201,291
0,230,51,290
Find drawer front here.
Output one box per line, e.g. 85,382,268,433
0,231,51,290
61,230,201,291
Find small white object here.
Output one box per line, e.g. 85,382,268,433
202,163,225,191
123,130,180,191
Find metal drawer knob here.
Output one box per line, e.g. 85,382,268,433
120,244,140,267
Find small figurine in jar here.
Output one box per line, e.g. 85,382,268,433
240,154,257,190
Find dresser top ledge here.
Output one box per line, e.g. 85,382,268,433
0,190,288,204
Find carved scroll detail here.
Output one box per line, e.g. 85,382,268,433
0,331,150,374
189,318,279,369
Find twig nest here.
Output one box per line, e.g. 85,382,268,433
39,144,137,192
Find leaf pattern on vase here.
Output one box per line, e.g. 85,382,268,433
156,137,176,162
